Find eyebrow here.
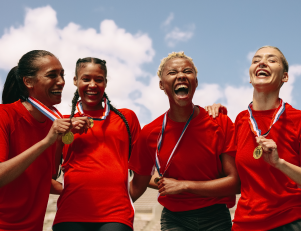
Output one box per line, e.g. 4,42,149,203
253,54,279,59
45,69,64,74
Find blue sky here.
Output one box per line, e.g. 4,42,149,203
1,1,301,124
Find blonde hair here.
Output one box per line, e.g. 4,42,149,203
257,46,289,72
157,51,198,79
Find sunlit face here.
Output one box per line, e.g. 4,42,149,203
249,47,288,91
74,63,107,111
27,55,65,107
159,58,198,107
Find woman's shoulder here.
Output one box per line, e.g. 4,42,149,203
0,100,25,117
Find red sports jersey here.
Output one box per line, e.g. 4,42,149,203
0,100,56,231
53,108,141,229
232,104,301,231
129,106,236,212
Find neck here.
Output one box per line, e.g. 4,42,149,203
82,101,104,111
168,102,197,122
22,101,47,123
252,89,280,110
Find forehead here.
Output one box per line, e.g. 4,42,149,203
36,55,62,71
164,58,194,70
254,47,282,58
78,63,105,75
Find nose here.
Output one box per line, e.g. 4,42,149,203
176,71,186,81
89,79,97,88
258,59,268,68
57,75,65,86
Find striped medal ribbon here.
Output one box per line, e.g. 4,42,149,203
27,97,74,144
247,98,286,159
76,98,110,128
154,106,195,184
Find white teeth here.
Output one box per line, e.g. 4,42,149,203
51,91,62,94
86,92,98,95
175,84,188,90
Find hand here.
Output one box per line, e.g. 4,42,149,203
45,118,73,145
71,117,90,135
204,103,228,118
158,177,186,196
256,136,281,168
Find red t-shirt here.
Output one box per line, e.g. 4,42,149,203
232,104,301,231
53,108,141,229
0,100,56,231
129,106,236,212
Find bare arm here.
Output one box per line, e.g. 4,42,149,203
257,136,301,185
148,171,159,190
50,179,63,195
158,153,240,197
130,172,152,202
0,119,71,188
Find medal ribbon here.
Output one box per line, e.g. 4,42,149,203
27,96,63,121
247,98,286,138
155,106,195,177
76,98,110,121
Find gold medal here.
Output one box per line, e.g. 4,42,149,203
89,118,94,128
62,131,74,144
154,177,162,184
253,145,263,159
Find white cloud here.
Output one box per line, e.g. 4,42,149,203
165,25,195,47
0,5,155,124
162,13,174,27
1,6,301,126
247,51,256,62
161,13,195,47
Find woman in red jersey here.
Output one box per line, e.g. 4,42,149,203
208,46,301,231
129,52,240,231
52,57,141,231
0,50,76,231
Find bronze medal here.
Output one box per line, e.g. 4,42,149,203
89,118,94,128
154,177,162,184
253,145,263,159
62,131,74,144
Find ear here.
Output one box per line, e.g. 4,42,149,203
23,77,34,89
159,80,164,90
282,72,289,83
196,77,198,88
73,76,77,86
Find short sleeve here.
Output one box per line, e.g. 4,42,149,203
123,109,141,149
215,114,236,157
128,126,156,176
0,108,11,162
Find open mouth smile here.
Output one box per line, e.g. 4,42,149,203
51,90,62,95
174,84,189,97
256,69,271,77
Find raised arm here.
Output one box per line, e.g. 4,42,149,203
257,136,301,185
158,153,240,197
0,118,72,188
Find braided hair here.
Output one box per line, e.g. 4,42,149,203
71,57,132,159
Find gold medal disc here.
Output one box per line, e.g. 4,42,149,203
253,145,263,159
154,177,162,184
62,131,74,144
89,118,94,128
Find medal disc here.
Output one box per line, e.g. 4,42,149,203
89,118,94,128
62,131,74,144
253,145,263,159
154,177,162,184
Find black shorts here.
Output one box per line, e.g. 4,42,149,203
161,204,232,231
52,222,132,231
